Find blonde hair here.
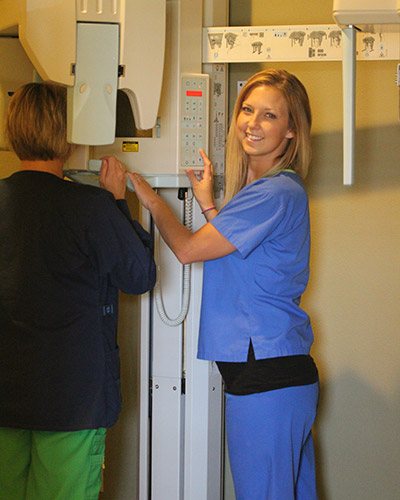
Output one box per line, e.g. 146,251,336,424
6,81,74,162
224,68,312,203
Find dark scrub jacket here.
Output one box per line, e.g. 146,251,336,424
0,171,156,431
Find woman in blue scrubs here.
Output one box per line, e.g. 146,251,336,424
129,68,318,500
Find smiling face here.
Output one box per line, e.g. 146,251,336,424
236,84,294,176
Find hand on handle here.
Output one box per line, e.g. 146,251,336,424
99,156,127,200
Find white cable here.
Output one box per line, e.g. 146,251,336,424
154,190,193,326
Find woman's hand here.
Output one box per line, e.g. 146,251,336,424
127,172,160,211
99,156,127,200
186,149,215,212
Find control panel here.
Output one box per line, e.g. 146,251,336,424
179,73,209,170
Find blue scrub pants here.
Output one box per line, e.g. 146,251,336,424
225,382,319,500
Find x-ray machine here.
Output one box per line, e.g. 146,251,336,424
0,1,399,499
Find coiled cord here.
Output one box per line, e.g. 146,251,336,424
154,190,193,326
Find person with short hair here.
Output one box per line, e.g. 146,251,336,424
129,68,319,500
0,81,156,500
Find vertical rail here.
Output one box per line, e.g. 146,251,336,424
139,208,152,500
342,25,356,185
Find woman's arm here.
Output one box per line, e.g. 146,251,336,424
128,171,236,265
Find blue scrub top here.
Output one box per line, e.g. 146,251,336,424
197,171,314,362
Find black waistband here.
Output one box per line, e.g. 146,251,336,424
217,342,318,395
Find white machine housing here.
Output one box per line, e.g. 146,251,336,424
333,0,400,29
93,0,210,175
0,0,166,145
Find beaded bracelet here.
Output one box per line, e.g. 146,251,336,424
201,206,216,215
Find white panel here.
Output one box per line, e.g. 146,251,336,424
203,24,400,63
119,0,166,130
152,376,184,500
67,23,119,145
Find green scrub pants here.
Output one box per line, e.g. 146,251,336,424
0,427,106,500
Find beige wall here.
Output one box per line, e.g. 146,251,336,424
231,1,400,499
0,151,20,176
1,2,399,499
